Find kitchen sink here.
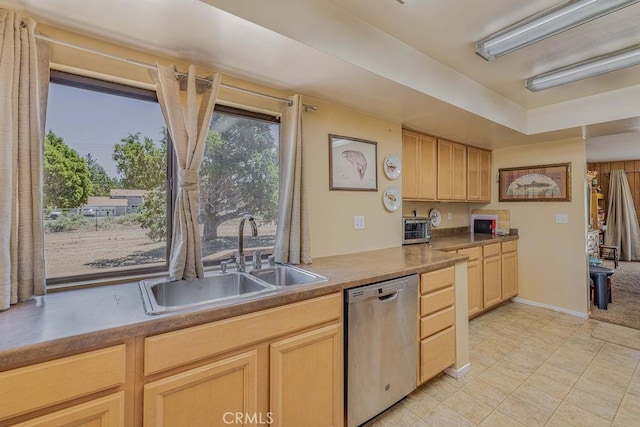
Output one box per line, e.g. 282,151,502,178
139,272,276,314
249,264,327,287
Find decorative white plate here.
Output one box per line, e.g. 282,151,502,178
383,186,401,211
383,154,401,180
429,208,442,226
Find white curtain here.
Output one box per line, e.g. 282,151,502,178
0,10,49,310
149,64,220,280
605,170,640,261
274,95,311,264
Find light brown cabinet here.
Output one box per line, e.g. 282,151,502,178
143,351,260,426
482,243,502,309
501,241,518,300
453,240,519,318
402,129,437,200
437,139,467,200
457,246,483,317
467,147,491,202
0,345,127,426
402,129,491,202
142,293,343,427
12,393,125,427
270,324,342,427
418,267,456,385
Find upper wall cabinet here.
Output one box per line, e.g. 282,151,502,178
402,129,437,200
437,139,467,201
401,129,491,203
467,146,491,202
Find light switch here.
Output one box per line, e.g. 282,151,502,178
555,213,569,224
447,212,452,220
354,216,365,230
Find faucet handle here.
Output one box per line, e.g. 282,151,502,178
221,260,229,273
252,250,263,270
267,255,276,267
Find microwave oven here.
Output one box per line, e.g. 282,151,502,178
402,217,431,244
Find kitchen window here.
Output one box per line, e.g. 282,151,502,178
44,71,279,285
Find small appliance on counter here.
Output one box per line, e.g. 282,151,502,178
470,213,499,235
402,216,431,244
473,219,496,235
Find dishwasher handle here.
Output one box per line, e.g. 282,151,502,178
378,291,400,302
346,275,416,303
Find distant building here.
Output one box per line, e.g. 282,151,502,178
109,189,148,210
84,196,129,216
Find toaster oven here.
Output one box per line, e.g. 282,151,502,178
402,217,431,244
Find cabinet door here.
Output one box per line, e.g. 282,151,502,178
143,351,259,427
12,393,124,427
419,326,456,384
466,258,483,317
418,134,437,199
402,130,420,199
452,143,467,200
270,324,342,427
402,130,436,200
467,147,491,202
467,147,481,201
437,139,453,200
438,139,466,200
502,250,518,300
483,255,502,308
479,149,491,201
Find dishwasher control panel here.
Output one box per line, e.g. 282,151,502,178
346,275,410,303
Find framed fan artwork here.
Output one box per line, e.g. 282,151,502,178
329,135,378,191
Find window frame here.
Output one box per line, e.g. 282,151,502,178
46,71,174,286
45,72,281,288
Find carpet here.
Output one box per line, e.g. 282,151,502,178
589,260,640,331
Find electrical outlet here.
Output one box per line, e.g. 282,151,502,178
447,212,452,220
555,213,569,224
354,216,365,230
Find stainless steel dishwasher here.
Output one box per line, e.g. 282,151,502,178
345,274,418,427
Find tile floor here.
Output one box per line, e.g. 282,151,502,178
367,301,640,427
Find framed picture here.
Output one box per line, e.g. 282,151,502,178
499,162,571,201
329,135,378,191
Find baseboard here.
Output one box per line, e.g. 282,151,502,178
511,297,589,319
444,363,471,379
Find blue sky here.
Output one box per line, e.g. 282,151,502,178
45,83,166,177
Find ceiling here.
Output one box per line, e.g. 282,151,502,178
3,0,640,156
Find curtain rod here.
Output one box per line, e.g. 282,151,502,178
35,34,318,111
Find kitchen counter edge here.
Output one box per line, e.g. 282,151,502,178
0,235,517,368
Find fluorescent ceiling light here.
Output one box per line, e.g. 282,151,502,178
526,44,640,91
475,0,640,61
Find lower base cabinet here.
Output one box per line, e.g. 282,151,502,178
143,351,259,426
270,324,342,427
419,326,456,383
12,393,125,427
418,267,456,385
142,293,343,427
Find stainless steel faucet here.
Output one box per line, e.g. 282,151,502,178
236,214,258,272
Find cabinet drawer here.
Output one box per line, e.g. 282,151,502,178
502,240,518,253
420,286,454,317
457,246,481,261
420,306,455,339
0,345,126,421
483,243,501,257
420,267,454,294
419,326,456,384
144,293,341,375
